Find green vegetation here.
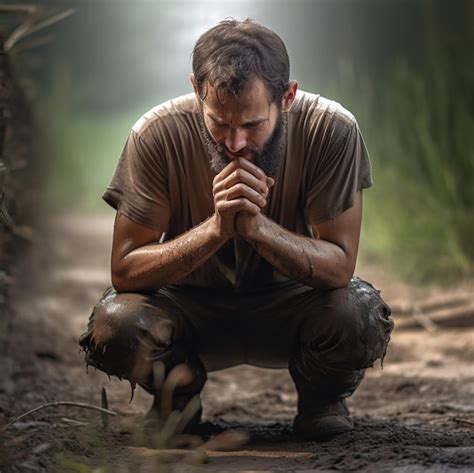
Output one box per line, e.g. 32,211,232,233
327,50,473,282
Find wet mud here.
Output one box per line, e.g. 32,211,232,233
0,214,473,472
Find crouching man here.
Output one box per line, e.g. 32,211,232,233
79,18,393,441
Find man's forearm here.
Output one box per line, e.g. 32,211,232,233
241,214,354,289
113,215,228,292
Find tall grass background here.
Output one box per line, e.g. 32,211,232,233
325,45,473,282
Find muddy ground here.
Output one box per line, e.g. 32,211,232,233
1,214,473,472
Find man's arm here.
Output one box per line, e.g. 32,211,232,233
235,191,363,290
111,158,272,293
111,212,226,292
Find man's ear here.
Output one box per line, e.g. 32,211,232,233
282,80,298,111
190,73,199,98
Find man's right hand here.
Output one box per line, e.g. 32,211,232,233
112,161,274,292
211,158,274,238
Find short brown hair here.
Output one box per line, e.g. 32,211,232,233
192,18,290,103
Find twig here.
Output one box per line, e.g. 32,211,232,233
60,417,89,427
453,417,474,427
3,13,35,52
10,34,54,54
101,387,109,430
0,5,37,14
391,294,473,316
1,401,117,431
4,8,75,52
190,431,249,465
397,304,474,330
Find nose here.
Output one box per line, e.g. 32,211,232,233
225,127,247,154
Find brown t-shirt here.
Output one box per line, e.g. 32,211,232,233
103,90,372,290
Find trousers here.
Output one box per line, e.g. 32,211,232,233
79,277,393,412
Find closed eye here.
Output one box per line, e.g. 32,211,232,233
214,122,228,129
243,122,262,129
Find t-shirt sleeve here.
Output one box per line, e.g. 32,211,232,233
304,115,372,225
102,129,170,231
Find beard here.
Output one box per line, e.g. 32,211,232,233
197,104,287,177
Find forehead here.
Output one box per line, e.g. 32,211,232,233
202,78,275,119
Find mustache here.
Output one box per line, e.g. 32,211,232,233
226,146,258,157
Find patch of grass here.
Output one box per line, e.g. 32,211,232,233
322,48,473,283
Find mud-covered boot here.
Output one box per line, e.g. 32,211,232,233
293,398,354,441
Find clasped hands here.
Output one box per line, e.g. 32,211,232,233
212,157,274,240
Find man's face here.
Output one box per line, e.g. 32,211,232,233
197,78,286,177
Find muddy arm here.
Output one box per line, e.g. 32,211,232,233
111,212,228,293
236,191,363,290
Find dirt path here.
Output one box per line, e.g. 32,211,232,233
1,214,473,472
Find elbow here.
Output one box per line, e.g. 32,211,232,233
112,275,128,294
335,271,353,289
111,259,135,293
314,260,354,291
112,270,131,294
330,248,356,289
333,259,355,289
111,258,165,293
316,273,352,291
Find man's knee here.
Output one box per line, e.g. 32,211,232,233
298,278,394,370
78,287,175,380
92,288,172,343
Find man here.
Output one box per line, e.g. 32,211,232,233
79,18,393,441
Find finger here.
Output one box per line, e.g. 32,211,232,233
215,183,267,208
215,157,267,183
212,159,243,182
215,169,268,197
233,157,267,180
216,198,261,216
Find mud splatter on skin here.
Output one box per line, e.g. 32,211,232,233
119,216,227,291
242,215,353,290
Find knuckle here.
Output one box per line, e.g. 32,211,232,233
225,188,234,201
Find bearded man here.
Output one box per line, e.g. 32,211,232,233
79,18,393,441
